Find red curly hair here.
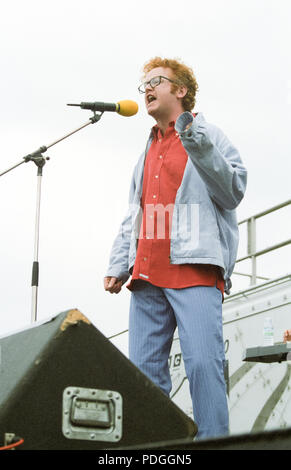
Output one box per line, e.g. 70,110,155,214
142,57,199,112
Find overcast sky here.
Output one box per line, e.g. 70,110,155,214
0,0,290,339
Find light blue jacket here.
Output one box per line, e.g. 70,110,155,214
106,112,247,294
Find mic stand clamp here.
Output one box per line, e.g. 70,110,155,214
89,111,103,124
23,146,49,166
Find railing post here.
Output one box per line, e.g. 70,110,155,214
247,216,257,285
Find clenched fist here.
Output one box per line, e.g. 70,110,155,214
104,276,123,294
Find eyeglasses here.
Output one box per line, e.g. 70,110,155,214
138,75,179,94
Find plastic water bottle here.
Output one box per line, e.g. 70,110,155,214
263,317,274,346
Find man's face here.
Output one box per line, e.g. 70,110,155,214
143,66,182,119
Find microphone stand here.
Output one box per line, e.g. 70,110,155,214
0,111,103,323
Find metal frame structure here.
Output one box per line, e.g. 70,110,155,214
234,199,291,285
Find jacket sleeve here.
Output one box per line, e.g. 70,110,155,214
105,164,138,284
175,112,247,210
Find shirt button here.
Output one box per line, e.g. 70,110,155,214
159,155,163,159
155,175,159,179
143,257,147,261
153,195,157,198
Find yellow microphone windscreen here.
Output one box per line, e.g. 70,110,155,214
117,100,138,117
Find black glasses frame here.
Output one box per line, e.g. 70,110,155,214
138,75,179,94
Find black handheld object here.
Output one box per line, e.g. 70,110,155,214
68,101,118,112
67,100,138,117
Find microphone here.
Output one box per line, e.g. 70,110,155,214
67,100,138,117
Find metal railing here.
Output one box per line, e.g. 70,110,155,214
234,199,291,285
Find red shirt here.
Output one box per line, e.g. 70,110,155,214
127,120,224,295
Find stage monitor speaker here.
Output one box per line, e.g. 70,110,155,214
0,309,196,450
121,427,291,451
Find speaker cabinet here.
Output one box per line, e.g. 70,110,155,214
0,309,196,450
122,427,291,450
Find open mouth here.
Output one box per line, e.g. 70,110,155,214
147,94,156,105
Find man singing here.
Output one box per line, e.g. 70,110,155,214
104,57,247,439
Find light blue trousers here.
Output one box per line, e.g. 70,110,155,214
129,280,229,440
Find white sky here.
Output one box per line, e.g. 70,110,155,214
0,0,290,339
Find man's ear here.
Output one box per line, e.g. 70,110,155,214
176,84,188,99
